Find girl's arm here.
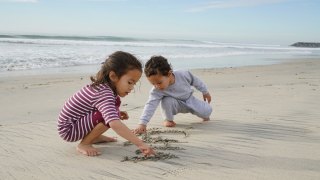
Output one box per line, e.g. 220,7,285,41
109,120,155,156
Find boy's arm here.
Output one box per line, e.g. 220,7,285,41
139,90,162,125
186,71,212,103
134,89,162,134
186,71,209,94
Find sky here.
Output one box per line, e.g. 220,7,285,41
0,0,319,44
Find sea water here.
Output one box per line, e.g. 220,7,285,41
1,35,320,75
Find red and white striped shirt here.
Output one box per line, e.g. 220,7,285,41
57,83,120,141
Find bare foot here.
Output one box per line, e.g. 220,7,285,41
77,144,101,156
203,117,210,121
93,135,117,144
163,120,176,127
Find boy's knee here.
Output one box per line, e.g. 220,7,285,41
195,104,213,118
161,97,177,109
206,105,213,117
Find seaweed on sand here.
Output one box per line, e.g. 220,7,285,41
121,152,178,163
121,127,191,162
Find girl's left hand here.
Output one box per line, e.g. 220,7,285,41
120,111,129,120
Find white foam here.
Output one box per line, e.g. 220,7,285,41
1,37,320,72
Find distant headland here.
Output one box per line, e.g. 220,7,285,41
291,42,320,48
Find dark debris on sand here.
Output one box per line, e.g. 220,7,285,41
121,152,179,163
121,127,191,162
123,128,189,146
145,128,189,137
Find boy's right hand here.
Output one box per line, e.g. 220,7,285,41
133,124,147,134
203,92,212,103
138,144,155,156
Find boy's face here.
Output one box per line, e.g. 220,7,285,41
147,72,173,91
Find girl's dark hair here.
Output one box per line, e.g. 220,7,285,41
144,56,172,77
90,51,142,90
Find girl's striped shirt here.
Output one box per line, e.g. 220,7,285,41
57,83,120,142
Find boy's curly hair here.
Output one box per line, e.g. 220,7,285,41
144,56,172,77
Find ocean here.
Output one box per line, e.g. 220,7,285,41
1,35,320,74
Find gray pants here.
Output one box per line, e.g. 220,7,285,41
160,96,212,121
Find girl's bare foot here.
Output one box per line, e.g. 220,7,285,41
163,120,176,127
77,144,101,156
93,135,117,144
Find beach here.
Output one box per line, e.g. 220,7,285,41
0,59,320,179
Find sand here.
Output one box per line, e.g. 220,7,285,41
0,59,319,179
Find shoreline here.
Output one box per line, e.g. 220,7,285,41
1,56,319,78
1,58,319,179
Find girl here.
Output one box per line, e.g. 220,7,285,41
58,51,155,156
134,55,212,134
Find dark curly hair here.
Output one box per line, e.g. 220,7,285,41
144,56,172,77
90,51,142,91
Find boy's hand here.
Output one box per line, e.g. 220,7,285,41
120,111,129,120
203,93,212,103
133,124,147,134
138,144,155,156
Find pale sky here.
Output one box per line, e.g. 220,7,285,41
0,0,319,44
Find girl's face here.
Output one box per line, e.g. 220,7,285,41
111,69,142,97
147,71,174,91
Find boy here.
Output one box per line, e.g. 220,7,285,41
134,56,212,134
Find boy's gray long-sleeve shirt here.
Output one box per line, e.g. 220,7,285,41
140,70,209,125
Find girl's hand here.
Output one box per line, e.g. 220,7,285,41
138,144,155,156
133,124,147,134
120,111,129,120
203,93,212,103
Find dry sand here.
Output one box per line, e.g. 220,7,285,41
0,59,319,179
